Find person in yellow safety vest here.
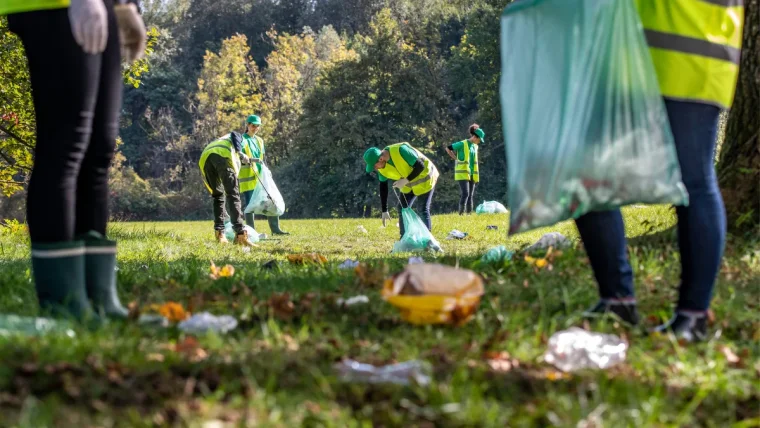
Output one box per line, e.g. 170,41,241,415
0,0,146,321
239,115,289,235
363,143,439,239
445,124,484,215
198,132,257,247
577,0,745,342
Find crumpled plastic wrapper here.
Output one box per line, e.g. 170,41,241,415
334,359,432,386
544,327,628,372
178,312,238,334
382,263,484,325
446,229,468,240
480,246,514,265
524,232,571,253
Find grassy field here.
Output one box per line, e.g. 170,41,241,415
0,206,758,427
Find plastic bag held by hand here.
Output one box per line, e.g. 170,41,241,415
382,263,484,325
334,359,431,386
69,0,108,55
392,208,443,253
244,164,286,216
500,0,687,234
114,3,147,64
544,327,628,372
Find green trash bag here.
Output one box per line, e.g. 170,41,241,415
0,314,75,337
500,0,687,234
475,201,509,214
223,222,260,243
392,208,443,253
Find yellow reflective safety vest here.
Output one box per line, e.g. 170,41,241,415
634,0,745,109
378,143,439,196
198,134,242,194
453,140,479,183
238,135,264,193
0,0,69,15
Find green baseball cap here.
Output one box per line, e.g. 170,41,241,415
247,115,262,125
474,128,485,143
363,147,382,173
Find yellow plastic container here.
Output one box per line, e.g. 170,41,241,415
382,264,484,326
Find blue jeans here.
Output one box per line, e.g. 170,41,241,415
399,188,435,239
575,100,725,312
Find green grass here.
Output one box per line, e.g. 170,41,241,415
0,206,758,427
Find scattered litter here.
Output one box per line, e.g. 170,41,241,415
446,229,468,240
178,312,238,334
243,164,286,216
486,225,499,231
480,246,514,265
334,359,432,386
336,295,370,306
476,201,509,214
262,260,279,270
223,223,260,244
408,256,424,265
382,263,484,326
357,225,368,234
392,208,443,253
0,315,75,337
525,232,571,253
338,259,360,270
544,327,628,372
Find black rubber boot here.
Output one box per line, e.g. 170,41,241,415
652,312,708,342
31,240,94,320
582,299,640,325
82,231,128,319
268,216,289,235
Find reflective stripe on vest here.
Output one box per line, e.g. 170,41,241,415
198,135,241,193
0,0,69,15
239,135,264,193
378,143,438,196
634,0,744,109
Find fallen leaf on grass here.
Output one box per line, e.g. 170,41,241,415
287,253,327,265
147,302,190,322
524,247,553,270
484,351,519,373
545,370,570,381
354,262,388,288
209,261,235,280
268,292,295,320
173,336,208,362
718,345,742,367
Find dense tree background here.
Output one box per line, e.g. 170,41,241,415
1,0,757,229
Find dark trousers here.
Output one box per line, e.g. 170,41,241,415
458,179,477,214
8,2,121,243
203,154,245,233
399,188,435,239
575,100,725,311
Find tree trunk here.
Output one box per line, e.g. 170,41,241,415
718,0,760,233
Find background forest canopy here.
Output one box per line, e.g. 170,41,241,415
0,0,509,221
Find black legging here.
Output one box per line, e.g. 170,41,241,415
458,180,476,214
8,1,122,243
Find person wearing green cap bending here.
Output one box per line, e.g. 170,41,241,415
364,143,439,238
445,124,484,215
239,114,289,235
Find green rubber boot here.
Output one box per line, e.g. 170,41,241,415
245,212,256,229
82,231,129,319
268,216,289,235
31,240,94,320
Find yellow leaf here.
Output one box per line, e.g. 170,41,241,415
158,302,190,323
524,255,536,264
535,259,548,269
219,264,235,278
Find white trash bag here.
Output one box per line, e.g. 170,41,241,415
244,164,285,216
